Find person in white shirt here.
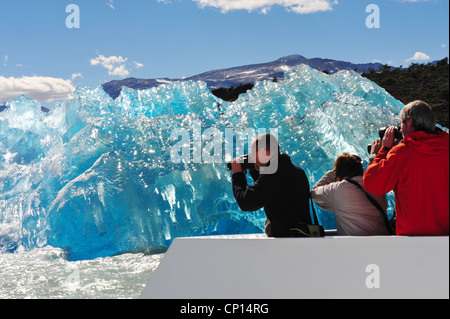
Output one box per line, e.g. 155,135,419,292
311,153,390,236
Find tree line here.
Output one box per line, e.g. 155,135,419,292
362,58,449,128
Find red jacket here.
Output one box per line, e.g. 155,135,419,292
364,130,449,236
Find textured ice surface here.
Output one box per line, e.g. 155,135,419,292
1,65,408,260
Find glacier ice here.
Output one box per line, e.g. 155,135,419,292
0,65,415,260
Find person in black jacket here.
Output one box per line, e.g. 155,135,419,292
231,134,312,237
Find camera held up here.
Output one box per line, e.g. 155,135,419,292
227,154,255,171
367,125,403,154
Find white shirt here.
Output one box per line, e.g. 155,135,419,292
311,170,390,236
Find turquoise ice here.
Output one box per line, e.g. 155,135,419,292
0,65,406,260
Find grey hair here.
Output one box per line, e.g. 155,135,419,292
399,100,436,133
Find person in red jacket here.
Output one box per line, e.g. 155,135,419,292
364,100,449,236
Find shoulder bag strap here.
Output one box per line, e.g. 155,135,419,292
309,195,320,226
345,178,392,235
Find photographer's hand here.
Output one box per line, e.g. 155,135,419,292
370,139,382,155
382,126,402,149
231,158,244,174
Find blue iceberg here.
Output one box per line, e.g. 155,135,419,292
1,65,409,260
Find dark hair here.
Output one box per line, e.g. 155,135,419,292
334,153,364,180
255,133,280,155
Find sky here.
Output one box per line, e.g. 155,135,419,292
0,0,448,103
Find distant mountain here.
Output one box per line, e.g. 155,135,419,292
102,54,384,99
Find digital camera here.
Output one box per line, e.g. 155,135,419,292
227,154,255,171
367,125,403,154
378,125,403,140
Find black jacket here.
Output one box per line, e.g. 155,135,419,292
232,153,312,237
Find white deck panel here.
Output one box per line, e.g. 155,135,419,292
140,235,449,299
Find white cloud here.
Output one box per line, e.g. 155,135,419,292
192,0,338,14
3,55,8,67
106,0,115,10
90,55,126,69
109,65,129,77
90,55,145,77
406,52,431,62
134,61,144,69
90,54,131,77
0,76,75,103
71,72,83,80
